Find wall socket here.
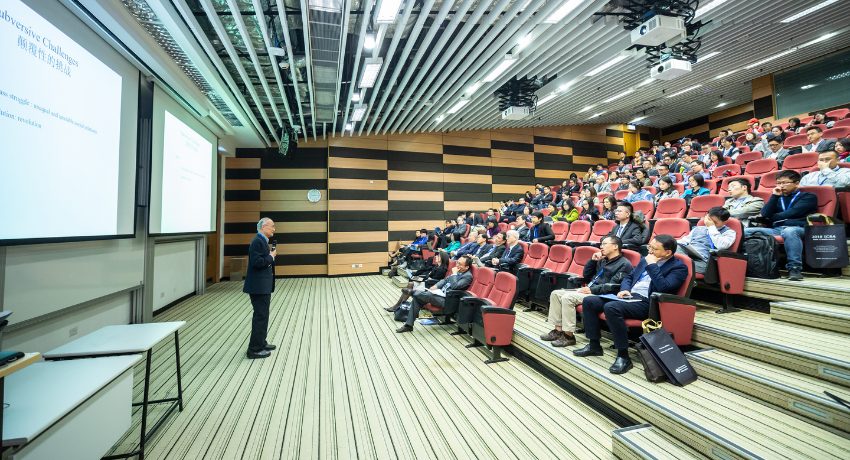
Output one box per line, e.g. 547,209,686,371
69,326,78,337
351,263,363,268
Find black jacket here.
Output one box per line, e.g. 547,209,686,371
481,245,506,266
582,255,633,295
607,221,647,247
500,243,525,269
243,234,275,294
529,222,555,243
761,191,818,228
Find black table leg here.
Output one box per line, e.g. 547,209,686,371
174,331,183,411
139,349,151,460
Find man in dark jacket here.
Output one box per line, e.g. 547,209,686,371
529,211,555,244
492,229,525,272
575,235,688,374
606,202,647,248
744,170,817,281
477,232,506,267
397,255,473,333
244,217,277,359
541,236,633,347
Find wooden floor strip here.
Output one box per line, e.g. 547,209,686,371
106,276,618,459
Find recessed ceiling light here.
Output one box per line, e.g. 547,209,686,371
666,85,702,98
364,33,376,50
801,31,839,47
351,104,367,122
447,99,470,114
545,0,583,24
351,92,361,102
602,89,634,104
466,81,483,96
537,93,558,107
637,77,655,87
714,69,739,80
695,0,729,18
517,33,533,50
344,122,353,131
629,116,648,123
588,112,604,119
697,51,721,63
376,0,403,23
578,105,596,113
716,102,728,108
359,57,383,88
744,48,796,69
483,54,518,83
586,55,628,77
801,84,817,90
434,115,445,124
781,0,839,23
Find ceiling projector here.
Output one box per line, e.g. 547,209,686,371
650,59,692,80
630,15,686,47
502,106,531,120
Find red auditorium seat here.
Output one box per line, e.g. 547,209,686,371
514,242,550,302
565,246,600,278
782,153,818,172
421,259,474,321
751,190,773,204
614,190,629,200
498,222,508,233
695,218,746,313
673,183,685,194
588,220,616,244
642,186,657,195
419,234,439,261
426,265,496,325
687,195,726,218
551,221,569,243
541,207,552,217
564,220,591,244
827,108,850,120
799,186,838,217
718,175,756,196
835,118,850,128
756,170,781,192
652,218,691,240
744,158,778,176
839,191,850,223
823,126,850,139
784,134,808,148
653,198,687,219
459,271,519,364
739,145,751,154
528,244,574,307
704,178,720,194
777,122,790,130
736,151,762,167
711,164,741,179
621,249,641,267
631,200,655,220
812,124,829,133
597,192,612,202
800,115,814,125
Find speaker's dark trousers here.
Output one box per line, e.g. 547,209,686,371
248,293,271,352
581,294,649,350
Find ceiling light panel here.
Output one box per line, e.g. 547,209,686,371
375,0,403,23
781,0,839,23
586,55,628,77
359,57,383,88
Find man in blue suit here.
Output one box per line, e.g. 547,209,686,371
574,234,688,374
243,217,277,359
492,229,524,273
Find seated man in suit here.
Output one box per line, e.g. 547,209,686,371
452,231,486,259
803,126,833,153
396,255,473,333
574,234,688,374
475,232,505,267
490,229,524,272
528,211,555,244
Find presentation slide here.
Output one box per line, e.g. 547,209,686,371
160,111,214,233
0,0,124,241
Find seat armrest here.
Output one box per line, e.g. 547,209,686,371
482,307,516,316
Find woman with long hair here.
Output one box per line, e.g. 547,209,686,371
601,196,618,220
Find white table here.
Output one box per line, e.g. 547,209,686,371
4,356,141,459
0,353,41,450
42,321,186,460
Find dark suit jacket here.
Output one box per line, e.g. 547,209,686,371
607,221,646,247
435,270,473,292
761,191,818,227
529,223,555,243
621,257,688,297
243,233,275,294
500,243,525,268
481,245,505,266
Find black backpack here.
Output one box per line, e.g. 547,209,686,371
743,233,779,279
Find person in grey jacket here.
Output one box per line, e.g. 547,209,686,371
763,133,792,166
541,236,634,347
722,178,764,226
800,150,850,187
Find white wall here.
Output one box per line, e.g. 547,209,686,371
152,241,197,312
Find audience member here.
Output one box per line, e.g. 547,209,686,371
681,175,711,205
676,207,736,273
515,216,531,241
386,251,449,312
552,200,579,222
800,150,850,187
762,134,791,166
492,230,525,272
684,161,710,182
574,235,688,374
475,232,506,267
529,211,555,243
593,174,611,194
485,218,499,238
654,176,680,204
607,202,646,248
787,117,802,133
623,180,653,203
835,138,850,161
706,150,724,173
542,236,633,347
633,169,652,187
396,255,473,333
744,170,817,281
451,230,482,259
804,126,832,153
601,196,618,220
723,178,764,225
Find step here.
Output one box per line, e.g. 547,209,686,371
612,424,706,460
381,268,391,276
392,275,409,287
771,301,850,334
688,348,850,433
692,308,850,387
743,276,850,307
512,311,850,459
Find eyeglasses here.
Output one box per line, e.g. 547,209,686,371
775,180,795,186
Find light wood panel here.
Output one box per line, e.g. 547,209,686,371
387,140,443,153
328,178,388,190
225,158,260,169
441,135,490,148
261,190,327,201
261,169,328,180
328,157,388,170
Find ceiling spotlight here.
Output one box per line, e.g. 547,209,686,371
376,0,403,23
351,104,368,122
344,122,354,131
364,33,376,50
359,57,383,88
352,92,361,102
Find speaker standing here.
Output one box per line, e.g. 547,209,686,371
244,217,277,359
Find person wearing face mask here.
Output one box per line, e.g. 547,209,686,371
800,149,850,187
744,170,818,281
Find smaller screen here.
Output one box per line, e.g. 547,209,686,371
160,110,214,233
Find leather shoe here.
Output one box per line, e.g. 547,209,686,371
246,349,271,359
396,325,413,333
573,343,604,357
609,357,633,374
788,267,803,281
385,306,399,312
264,344,276,351
402,288,411,295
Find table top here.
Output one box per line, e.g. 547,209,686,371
0,352,40,379
42,321,186,359
3,356,141,445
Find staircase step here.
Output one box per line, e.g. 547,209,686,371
743,276,850,307
771,301,850,334
688,348,850,433
391,275,409,287
513,311,850,459
693,308,850,387
381,268,391,276
612,424,706,460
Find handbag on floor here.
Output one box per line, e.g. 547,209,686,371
804,214,849,269
639,321,698,386
394,301,411,322
636,320,668,383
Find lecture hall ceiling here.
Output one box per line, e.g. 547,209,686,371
85,0,850,145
